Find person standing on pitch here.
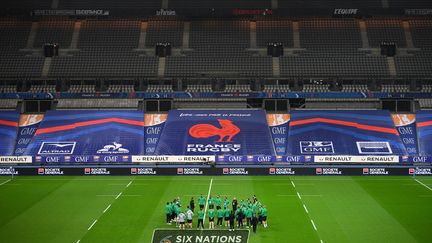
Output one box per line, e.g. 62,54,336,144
251,213,258,234
261,205,268,228
242,205,247,225
165,202,172,224
217,207,224,227
172,201,179,225
229,210,235,232
186,206,194,228
236,207,243,228
197,208,204,229
224,206,231,227
246,206,253,228
190,197,195,212
198,194,206,210
224,196,230,209
232,197,238,211
208,207,215,229
208,195,215,209
215,195,222,210
178,210,186,230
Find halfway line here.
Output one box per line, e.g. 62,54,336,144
311,219,317,231
88,219,97,231
203,178,213,223
103,204,111,214
303,204,309,214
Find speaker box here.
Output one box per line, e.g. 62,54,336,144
43,43,54,57
380,42,396,57
155,43,172,57
267,43,283,57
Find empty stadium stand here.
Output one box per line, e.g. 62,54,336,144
0,15,431,79
185,84,213,92
341,84,369,92
56,99,139,109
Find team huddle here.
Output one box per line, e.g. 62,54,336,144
165,195,268,233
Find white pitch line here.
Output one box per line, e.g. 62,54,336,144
126,181,133,188
115,192,123,200
103,204,111,214
76,240,80,243
203,178,213,223
291,181,296,188
289,179,323,243
303,204,309,214
0,179,11,186
310,219,317,231
87,219,97,231
414,179,432,192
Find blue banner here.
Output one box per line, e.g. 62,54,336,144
144,114,167,155
0,111,19,155
267,114,290,156
154,110,275,156
392,114,418,155
216,155,313,163
287,110,407,156
14,114,44,155
417,111,432,156
34,155,131,163
25,110,145,156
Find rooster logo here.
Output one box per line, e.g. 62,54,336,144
189,119,240,142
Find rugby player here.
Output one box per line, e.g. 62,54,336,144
216,207,224,226
197,208,204,229
198,194,206,210
178,210,186,230
208,207,215,229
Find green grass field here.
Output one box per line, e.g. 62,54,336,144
0,176,431,243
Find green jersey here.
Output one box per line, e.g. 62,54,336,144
165,204,171,214
208,198,214,206
197,210,205,219
235,208,240,217
172,204,178,214
242,207,247,215
224,208,230,217
224,199,230,208
208,209,215,218
176,207,182,215
217,209,224,218
198,196,206,206
215,198,222,207
246,207,253,218
261,207,267,217
252,204,257,214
